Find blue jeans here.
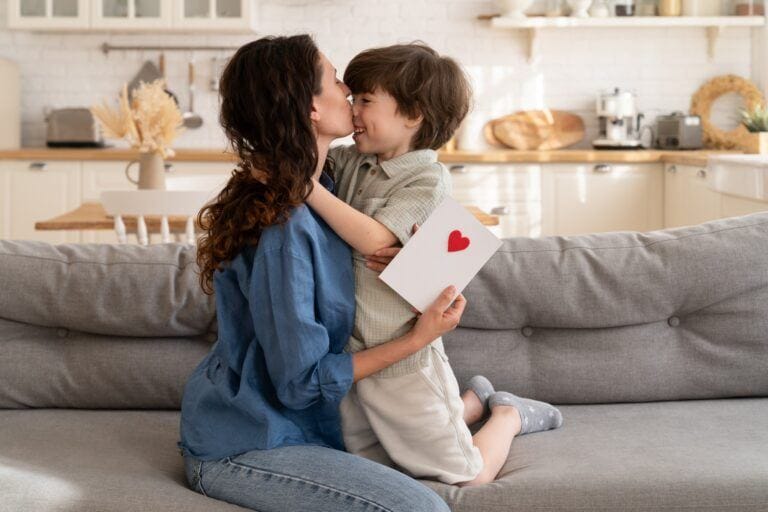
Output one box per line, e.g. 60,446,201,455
183,445,450,512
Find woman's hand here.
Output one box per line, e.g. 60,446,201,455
365,224,419,273
410,285,466,348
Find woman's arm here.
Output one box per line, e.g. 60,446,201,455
351,286,465,382
306,181,397,255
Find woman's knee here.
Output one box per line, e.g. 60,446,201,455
396,480,451,512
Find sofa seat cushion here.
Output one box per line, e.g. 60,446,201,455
2,401,767,512
0,409,245,512
426,398,768,512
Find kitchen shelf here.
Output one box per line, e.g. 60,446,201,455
486,15,766,60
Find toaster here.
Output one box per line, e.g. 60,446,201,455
45,108,105,148
655,112,703,150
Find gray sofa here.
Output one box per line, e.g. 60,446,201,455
2,212,767,512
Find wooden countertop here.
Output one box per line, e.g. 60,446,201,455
0,147,741,167
35,202,499,231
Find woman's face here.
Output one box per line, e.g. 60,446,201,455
311,52,354,140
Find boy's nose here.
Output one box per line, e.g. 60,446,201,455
341,83,351,96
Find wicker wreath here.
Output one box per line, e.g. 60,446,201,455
690,75,765,149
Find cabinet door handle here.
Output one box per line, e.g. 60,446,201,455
697,169,707,179
667,165,677,173
490,206,510,215
164,163,174,173
593,164,612,173
449,165,467,174
28,162,47,171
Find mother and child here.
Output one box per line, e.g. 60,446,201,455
178,34,563,512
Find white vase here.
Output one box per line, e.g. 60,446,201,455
568,0,593,17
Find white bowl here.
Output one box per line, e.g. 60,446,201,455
497,0,534,18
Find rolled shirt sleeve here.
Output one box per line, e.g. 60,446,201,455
249,248,353,410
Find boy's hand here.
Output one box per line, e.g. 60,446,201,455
365,224,419,273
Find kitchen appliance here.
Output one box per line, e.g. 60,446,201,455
614,0,635,16
0,58,21,149
593,88,645,149
655,112,703,149
45,108,105,148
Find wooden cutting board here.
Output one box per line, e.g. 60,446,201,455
485,110,585,150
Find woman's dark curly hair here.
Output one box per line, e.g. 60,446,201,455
196,34,330,294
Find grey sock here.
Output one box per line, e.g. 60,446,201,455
489,391,563,435
466,375,495,415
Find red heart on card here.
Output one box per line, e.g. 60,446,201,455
448,230,470,252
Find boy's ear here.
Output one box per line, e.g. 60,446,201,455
405,109,423,129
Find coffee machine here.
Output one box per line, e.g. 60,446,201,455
593,88,644,149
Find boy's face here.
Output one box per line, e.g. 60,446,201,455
351,88,421,161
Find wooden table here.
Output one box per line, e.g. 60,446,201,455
35,202,499,232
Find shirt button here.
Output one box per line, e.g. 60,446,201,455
357,188,363,195
668,316,680,327
521,326,533,337
370,169,377,176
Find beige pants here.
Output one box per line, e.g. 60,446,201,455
340,344,483,484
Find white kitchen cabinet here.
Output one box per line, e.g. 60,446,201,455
541,163,664,236
719,193,768,217
448,163,544,238
2,160,81,243
663,164,722,228
90,0,172,30
8,0,89,29
9,0,254,31
173,0,255,31
0,168,10,239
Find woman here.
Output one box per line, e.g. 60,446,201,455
178,35,465,512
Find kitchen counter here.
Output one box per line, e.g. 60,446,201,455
0,147,740,167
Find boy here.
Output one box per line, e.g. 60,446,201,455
306,43,562,485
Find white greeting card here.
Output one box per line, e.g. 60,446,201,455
379,196,503,312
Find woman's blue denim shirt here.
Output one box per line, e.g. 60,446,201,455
179,174,355,460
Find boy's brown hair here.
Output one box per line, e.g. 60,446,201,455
344,43,472,151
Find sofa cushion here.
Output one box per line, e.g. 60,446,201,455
0,241,214,337
0,409,246,512
425,398,768,512
448,212,768,404
2,401,766,512
0,318,211,409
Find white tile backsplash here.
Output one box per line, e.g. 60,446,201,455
0,0,758,149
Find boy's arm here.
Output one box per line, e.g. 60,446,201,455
306,182,398,255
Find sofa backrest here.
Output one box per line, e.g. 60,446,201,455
0,241,215,409
1,213,767,409
445,212,768,404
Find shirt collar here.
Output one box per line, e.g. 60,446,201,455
379,149,437,178
357,149,437,178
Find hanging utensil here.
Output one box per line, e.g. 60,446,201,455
157,52,179,106
182,59,203,129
